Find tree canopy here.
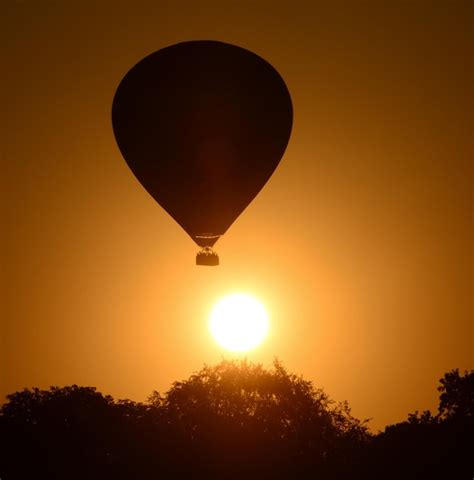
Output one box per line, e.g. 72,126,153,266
0,362,472,480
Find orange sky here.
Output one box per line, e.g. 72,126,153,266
2,1,472,431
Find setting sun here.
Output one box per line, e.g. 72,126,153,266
209,293,269,352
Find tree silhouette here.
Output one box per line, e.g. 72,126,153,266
0,385,156,479
155,359,369,478
369,369,473,480
437,368,474,419
0,362,472,480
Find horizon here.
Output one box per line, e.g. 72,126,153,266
4,358,470,434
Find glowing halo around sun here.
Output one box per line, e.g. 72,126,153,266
209,293,269,352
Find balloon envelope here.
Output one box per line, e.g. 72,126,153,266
112,40,293,255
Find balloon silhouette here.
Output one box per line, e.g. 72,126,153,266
112,40,293,265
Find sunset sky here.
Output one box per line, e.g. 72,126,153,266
2,1,472,431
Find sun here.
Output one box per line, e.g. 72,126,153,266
209,293,269,352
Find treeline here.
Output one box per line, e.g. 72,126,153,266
0,360,472,479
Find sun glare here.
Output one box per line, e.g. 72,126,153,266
209,293,269,352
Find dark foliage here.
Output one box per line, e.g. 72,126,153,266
0,363,472,480
366,369,473,480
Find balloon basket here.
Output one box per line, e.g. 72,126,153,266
196,247,219,266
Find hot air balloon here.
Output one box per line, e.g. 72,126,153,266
112,40,292,265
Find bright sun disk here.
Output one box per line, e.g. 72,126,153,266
209,293,269,352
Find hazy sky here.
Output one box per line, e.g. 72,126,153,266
2,0,472,431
